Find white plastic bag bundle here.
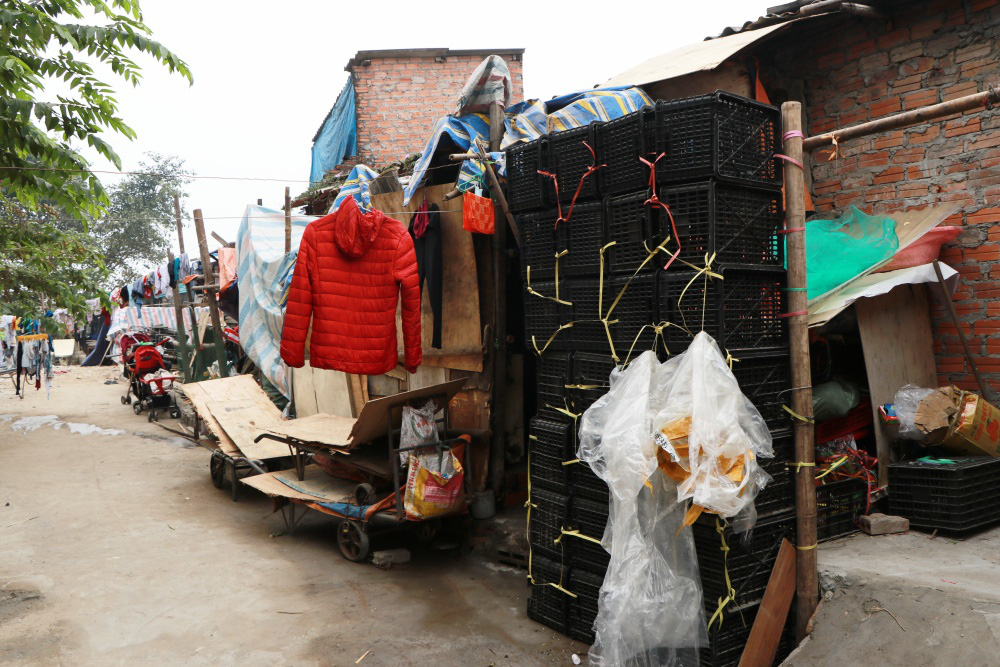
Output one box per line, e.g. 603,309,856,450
651,332,774,531
578,350,707,667
399,401,439,465
893,384,934,441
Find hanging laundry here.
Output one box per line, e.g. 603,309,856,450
217,247,237,288
409,202,443,349
281,197,422,375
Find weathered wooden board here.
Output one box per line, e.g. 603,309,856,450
739,539,796,667
181,374,286,459
210,401,291,460
856,284,937,482
241,464,357,502
180,381,239,453
261,413,356,448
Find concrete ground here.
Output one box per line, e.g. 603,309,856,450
0,366,585,666
784,526,1000,666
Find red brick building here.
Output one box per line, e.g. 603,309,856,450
347,48,525,166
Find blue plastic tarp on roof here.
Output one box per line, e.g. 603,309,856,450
310,79,358,184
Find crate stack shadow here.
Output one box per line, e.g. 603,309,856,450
509,91,800,665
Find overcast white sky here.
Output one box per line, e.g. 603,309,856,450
97,0,760,254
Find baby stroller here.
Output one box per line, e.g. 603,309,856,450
120,343,180,422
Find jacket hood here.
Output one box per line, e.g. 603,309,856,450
334,197,386,258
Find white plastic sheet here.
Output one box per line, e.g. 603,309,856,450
577,333,774,665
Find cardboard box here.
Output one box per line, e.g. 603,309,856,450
913,386,1000,457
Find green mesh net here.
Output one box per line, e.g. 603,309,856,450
806,206,899,299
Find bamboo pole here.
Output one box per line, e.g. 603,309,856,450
167,249,190,382
781,101,818,641
173,194,185,255
803,88,1000,151
485,101,508,501
193,209,230,378
284,186,292,254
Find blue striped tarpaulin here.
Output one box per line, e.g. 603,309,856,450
237,205,312,399
108,306,208,338
329,164,378,214
402,87,652,205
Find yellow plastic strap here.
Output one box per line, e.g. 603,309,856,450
557,528,603,546
783,405,816,424
548,401,582,421
526,262,572,307
532,322,573,356
789,461,816,472
554,249,569,303
528,434,538,441
796,543,818,551
817,455,849,480
562,458,581,466
707,517,737,633
564,384,601,390
546,582,579,598
725,350,739,371
675,252,721,332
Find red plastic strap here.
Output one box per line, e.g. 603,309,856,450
537,170,564,227
779,310,808,318
639,153,682,270
562,141,606,229
775,154,804,170
782,130,804,141
778,227,806,235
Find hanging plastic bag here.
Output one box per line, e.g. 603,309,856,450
651,332,773,531
399,401,439,465
578,351,708,667
462,191,495,234
403,448,465,520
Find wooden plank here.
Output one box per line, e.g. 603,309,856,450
856,284,938,483
368,374,402,398
242,465,357,502
311,367,354,417
211,401,291,460
180,382,238,452
739,539,797,667
406,365,449,392
261,413,356,448
291,366,319,417
348,373,367,416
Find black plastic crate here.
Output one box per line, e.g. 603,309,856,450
528,579,570,634
519,210,559,282
571,461,610,504
608,274,658,359
756,431,795,516
507,139,546,212
567,567,603,644
700,600,795,667
536,352,572,415
567,535,611,574
816,478,868,541
546,123,602,204
597,106,656,195
695,510,795,612
658,267,786,355
570,352,616,414
563,278,608,352
731,351,792,431
605,190,663,275
570,496,610,537
557,202,605,277
529,416,574,494
889,457,1000,531
524,282,564,347
529,488,570,561
652,92,782,190
659,181,783,270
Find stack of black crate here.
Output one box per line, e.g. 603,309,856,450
510,91,796,663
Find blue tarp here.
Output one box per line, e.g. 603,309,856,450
402,86,652,205
310,79,358,184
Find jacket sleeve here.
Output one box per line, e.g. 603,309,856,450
280,225,314,368
393,231,422,373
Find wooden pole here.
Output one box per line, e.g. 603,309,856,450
803,88,1000,151
284,186,292,254
193,209,230,378
475,139,521,247
781,101,818,641
167,249,190,383
173,194,185,255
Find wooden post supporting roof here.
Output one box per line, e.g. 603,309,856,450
193,209,230,378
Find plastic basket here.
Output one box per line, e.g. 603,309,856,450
889,457,1000,532
730,351,792,431
529,488,570,561
816,478,868,541
658,267,787,355
756,431,795,516
563,278,608,352
567,567,603,644
567,535,611,574
597,106,656,195
652,92,782,189
608,274,658,359
536,352,572,415
529,416,574,495
659,181,783,269
519,210,559,282
524,285,566,352
507,139,546,212
557,202,606,277
605,189,662,276
570,496,609,537
571,461,609,504
528,564,570,634
545,123,601,204
570,352,616,415
695,510,795,612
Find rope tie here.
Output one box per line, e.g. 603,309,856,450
783,405,816,424
707,517,738,633
639,153,683,271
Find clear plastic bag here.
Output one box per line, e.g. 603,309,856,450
578,350,707,667
399,401,439,465
894,384,935,441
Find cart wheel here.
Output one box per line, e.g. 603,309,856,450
228,460,239,502
125,394,132,405
169,406,181,419
415,519,441,544
210,455,225,489
133,402,142,415
337,521,370,562
148,410,158,423
120,395,127,405
354,482,375,506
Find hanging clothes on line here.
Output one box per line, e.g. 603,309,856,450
409,202,443,349
15,334,53,398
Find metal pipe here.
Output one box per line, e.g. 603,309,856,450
804,87,1000,151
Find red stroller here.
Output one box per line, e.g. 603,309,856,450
120,343,180,422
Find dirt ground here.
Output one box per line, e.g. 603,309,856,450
0,366,585,666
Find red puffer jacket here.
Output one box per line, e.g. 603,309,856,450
280,197,422,375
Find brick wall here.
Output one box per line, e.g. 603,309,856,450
351,53,524,166
759,0,1000,390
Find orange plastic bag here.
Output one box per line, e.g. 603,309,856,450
462,191,495,234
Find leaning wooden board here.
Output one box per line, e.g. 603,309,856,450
181,375,287,460
209,401,292,460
